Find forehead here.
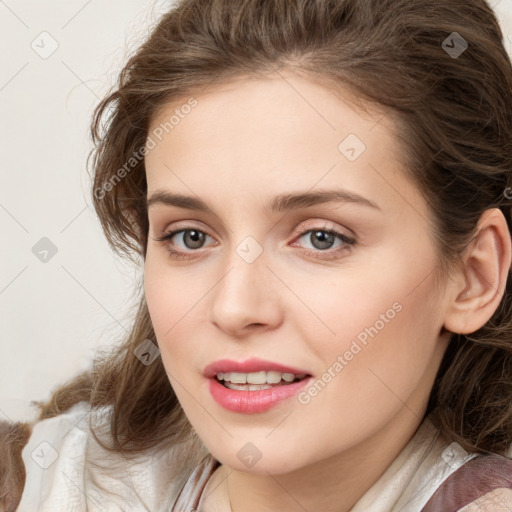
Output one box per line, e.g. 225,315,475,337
144,73,425,221
147,72,396,146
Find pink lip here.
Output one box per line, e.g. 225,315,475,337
203,357,311,378
208,375,314,413
204,357,313,414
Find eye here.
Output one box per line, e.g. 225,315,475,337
292,227,356,260
152,224,356,261
153,228,214,260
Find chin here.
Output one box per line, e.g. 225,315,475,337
207,442,312,475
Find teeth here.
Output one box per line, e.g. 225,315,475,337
266,371,283,384
216,371,306,385
231,372,249,384
224,382,274,391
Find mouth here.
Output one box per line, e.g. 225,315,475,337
203,357,312,380
215,371,310,391
204,358,314,413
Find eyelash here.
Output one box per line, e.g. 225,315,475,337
153,225,356,261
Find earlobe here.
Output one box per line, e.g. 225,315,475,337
443,208,512,335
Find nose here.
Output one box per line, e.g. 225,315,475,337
209,252,284,337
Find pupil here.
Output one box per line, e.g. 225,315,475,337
185,230,204,249
311,231,334,250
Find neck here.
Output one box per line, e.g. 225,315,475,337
211,407,427,512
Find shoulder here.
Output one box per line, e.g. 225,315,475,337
421,452,512,512
14,400,98,511
13,401,208,512
1,401,91,512
0,418,32,512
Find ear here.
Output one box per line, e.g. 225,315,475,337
443,208,512,335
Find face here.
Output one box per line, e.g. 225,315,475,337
143,72,451,475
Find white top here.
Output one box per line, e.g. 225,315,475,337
15,401,512,511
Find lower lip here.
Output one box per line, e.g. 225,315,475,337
208,376,313,413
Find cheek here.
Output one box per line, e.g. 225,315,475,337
303,260,441,424
144,251,204,330
143,258,201,373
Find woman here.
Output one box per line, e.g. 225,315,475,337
2,0,512,510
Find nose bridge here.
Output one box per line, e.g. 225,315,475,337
215,242,269,309
209,238,283,334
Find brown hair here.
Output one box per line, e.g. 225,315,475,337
3,0,512,509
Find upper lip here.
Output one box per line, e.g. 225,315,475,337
203,357,312,378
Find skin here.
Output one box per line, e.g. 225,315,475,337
143,72,512,512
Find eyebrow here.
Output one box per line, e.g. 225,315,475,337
146,188,381,213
